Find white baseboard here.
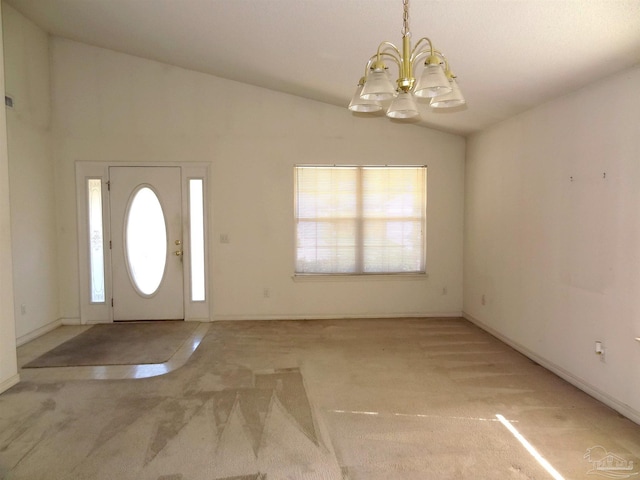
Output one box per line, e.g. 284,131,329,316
16,319,63,346
61,317,81,325
463,311,640,426
0,373,20,394
212,312,463,321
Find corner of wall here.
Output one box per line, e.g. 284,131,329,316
0,1,20,394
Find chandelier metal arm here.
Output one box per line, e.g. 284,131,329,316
375,41,402,63
410,50,430,69
411,37,436,60
411,48,443,69
364,51,401,76
428,52,456,79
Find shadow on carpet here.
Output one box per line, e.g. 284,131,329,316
24,321,200,368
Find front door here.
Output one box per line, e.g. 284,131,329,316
109,166,184,321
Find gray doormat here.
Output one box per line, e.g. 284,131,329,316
24,321,200,368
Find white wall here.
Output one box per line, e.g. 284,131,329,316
0,3,19,393
464,66,640,421
2,3,58,341
51,38,466,323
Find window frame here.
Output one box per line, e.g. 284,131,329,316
294,164,427,277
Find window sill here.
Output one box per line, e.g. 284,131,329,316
292,273,428,282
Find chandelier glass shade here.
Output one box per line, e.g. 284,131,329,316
387,92,419,119
348,77,383,112
348,0,465,119
360,67,396,101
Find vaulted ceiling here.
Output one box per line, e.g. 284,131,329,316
5,0,640,135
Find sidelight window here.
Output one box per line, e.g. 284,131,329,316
189,179,206,301
87,179,105,302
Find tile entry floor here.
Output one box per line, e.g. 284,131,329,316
1,317,639,479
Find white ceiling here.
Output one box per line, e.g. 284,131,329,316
4,0,640,136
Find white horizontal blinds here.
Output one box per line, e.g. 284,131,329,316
295,165,426,274
296,166,358,273
362,166,426,273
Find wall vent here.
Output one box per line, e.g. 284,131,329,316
5,95,14,108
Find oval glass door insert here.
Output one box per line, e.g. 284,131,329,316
125,186,167,296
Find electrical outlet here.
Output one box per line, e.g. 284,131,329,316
481,294,486,306
20,304,26,315
442,287,447,295
263,288,270,298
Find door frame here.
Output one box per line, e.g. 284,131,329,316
75,161,210,324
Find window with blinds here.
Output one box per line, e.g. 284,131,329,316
294,165,426,275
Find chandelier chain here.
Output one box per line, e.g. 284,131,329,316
402,0,410,36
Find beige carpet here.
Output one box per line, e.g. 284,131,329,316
2,318,639,479
23,321,199,368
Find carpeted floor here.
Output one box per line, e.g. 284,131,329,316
23,321,199,368
1,318,639,479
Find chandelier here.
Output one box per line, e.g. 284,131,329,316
348,0,465,119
